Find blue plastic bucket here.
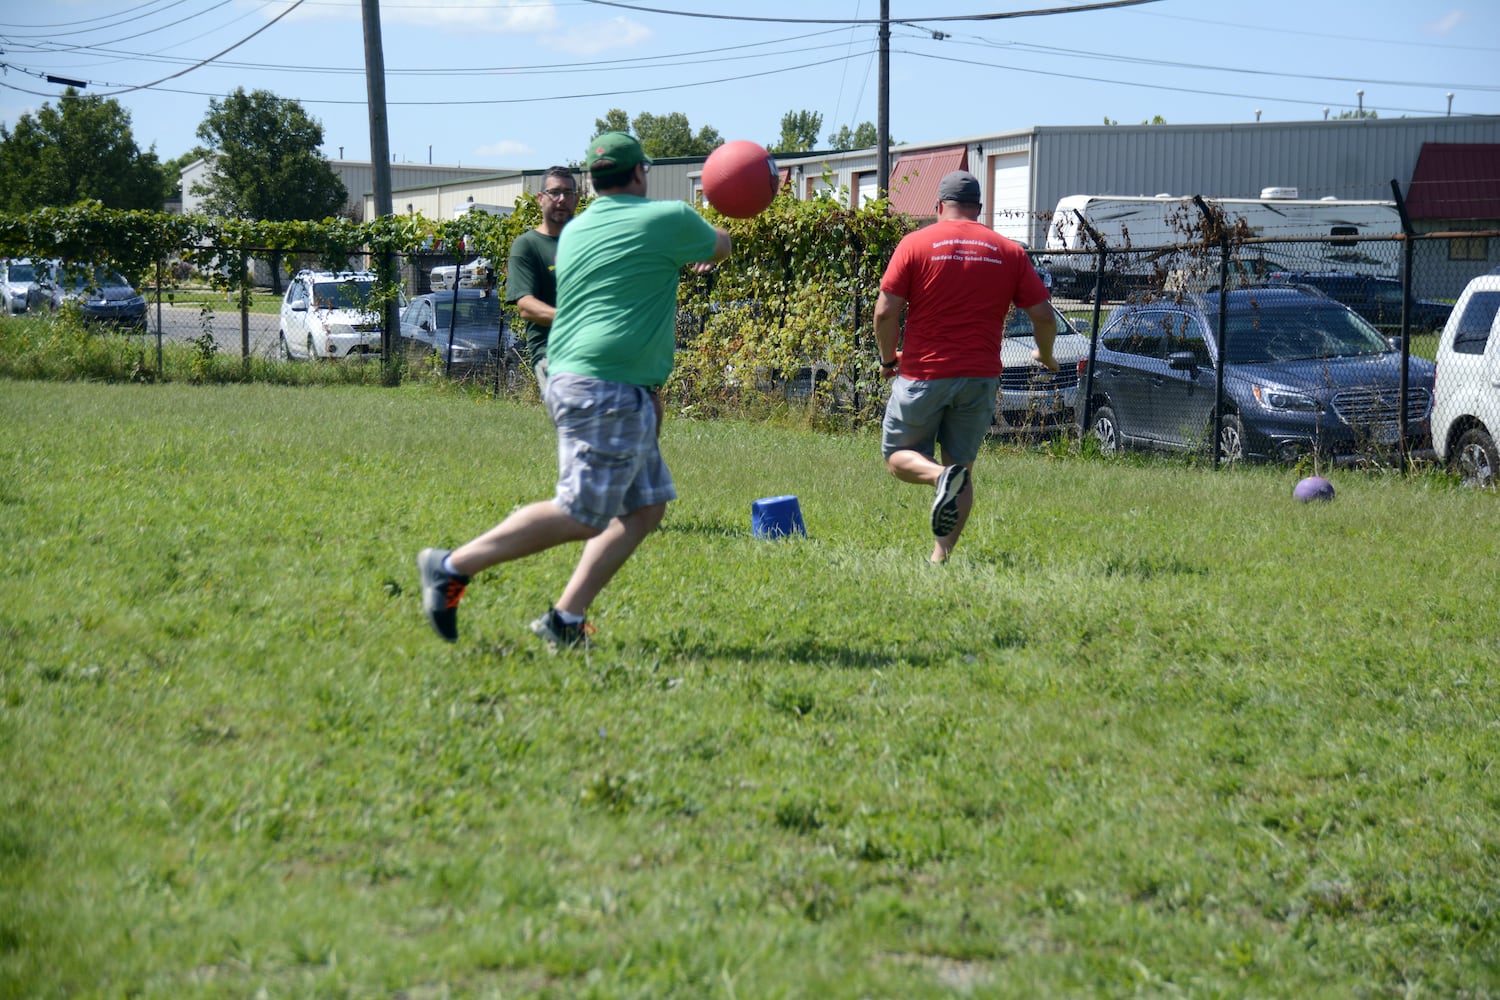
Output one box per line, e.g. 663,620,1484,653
751,495,806,539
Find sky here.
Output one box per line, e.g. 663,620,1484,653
1,0,1497,171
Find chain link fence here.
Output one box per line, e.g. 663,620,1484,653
1036,227,1498,472
22,220,1500,479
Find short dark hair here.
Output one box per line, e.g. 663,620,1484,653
543,165,576,188
590,165,636,191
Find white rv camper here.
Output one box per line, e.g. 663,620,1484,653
1042,188,1401,298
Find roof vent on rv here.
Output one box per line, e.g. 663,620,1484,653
1260,186,1299,199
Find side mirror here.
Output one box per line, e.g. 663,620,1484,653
291,301,308,312
1167,350,1201,372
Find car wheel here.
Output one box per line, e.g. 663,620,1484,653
278,332,293,361
306,333,318,360
1217,413,1246,464
1090,403,1121,456
1454,427,1498,488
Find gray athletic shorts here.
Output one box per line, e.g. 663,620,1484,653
545,372,676,529
881,376,999,465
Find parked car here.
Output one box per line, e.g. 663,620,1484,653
1430,272,1500,486
44,263,147,328
1,258,49,314
278,270,403,361
399,288,518,377
429,257,494,291
1265,271,1453,334
994,302,1092,433
1082,287,1435,463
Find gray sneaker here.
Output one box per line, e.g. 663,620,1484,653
529,607,593,651
931,464,969,537
417,548,469,643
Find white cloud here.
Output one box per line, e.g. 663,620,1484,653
382,0,556,34
473,139,534,160
1424,9,1467,34
542,16,653,56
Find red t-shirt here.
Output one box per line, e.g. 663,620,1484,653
879,218,1050,380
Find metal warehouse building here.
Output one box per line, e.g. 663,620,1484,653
342,114,1500,282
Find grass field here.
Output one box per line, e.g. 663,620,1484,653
2,380,1497,999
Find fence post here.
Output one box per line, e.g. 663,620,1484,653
1076,209,1108,436
153,259,164,377
1391,179,1416,473
1193,196,1230,470
239,251,250,368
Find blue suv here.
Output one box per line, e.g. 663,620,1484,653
1265,271,1452,334
1083,287,1435,463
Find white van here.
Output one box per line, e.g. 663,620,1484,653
1431,271,1500,486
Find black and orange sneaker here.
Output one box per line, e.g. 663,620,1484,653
417,548,469,643
529,607,594,652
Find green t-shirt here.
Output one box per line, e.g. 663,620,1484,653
547,195,718,388
504,228,559,362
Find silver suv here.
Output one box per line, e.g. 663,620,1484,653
278,270,404,360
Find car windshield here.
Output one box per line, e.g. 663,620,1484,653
7,263,36,282
434,296,502,329
58,267,130,291
312,280,376,310
1004,304,1069,338
1219,302,1390,364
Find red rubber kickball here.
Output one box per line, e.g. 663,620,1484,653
701,140,779,218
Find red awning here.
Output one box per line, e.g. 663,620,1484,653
1405,143,1500,220
887,146,969,217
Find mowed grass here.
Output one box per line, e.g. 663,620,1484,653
1,380,1496,999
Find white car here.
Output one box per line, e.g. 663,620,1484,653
1,258,48,314
278,270,404,361
429,258,493,291
1431,271,1500,486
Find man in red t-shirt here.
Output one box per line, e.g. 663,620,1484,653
874,170,1058,563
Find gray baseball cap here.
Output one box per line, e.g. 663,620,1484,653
937,170,981,204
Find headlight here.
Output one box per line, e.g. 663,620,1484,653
1250,385,1319,411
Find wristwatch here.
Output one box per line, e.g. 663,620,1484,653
880,357,898,369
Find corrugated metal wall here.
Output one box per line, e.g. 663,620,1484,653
1030,116,1500,245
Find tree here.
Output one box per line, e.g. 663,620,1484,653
592,109,723,158
192,89,346,223
827,122,891,152
771,110,822,154
0,89,169,213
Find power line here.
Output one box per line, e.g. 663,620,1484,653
896,47,1462,117
574,0,1162,25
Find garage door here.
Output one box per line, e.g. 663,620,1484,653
988,152,1031,244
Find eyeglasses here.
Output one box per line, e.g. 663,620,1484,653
541,188,578,199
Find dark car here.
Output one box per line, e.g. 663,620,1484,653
45,263,147,328
399,288,517,377
1266,271,1452,333
1082,287,1436,463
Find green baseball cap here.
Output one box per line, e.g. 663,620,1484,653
585,131,651,173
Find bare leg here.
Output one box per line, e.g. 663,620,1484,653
556,502,666,617
447,500,598,577
885,448,974,563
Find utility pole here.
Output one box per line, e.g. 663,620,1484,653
877,0,890,197
360,0,400,372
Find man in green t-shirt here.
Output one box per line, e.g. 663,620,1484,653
418,132,732,650
505,165,578,383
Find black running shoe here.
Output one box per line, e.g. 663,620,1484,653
529,607,594,651
931,465,969,537
417,548,469,643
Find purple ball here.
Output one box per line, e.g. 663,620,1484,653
1293,476,1335,502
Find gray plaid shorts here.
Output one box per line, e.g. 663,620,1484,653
881,376,999,465
545,372,676,529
